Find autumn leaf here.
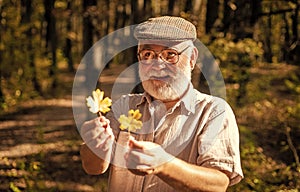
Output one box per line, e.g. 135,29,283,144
118,109,143,133
86,89,112,115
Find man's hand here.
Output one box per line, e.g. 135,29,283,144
80,116,115,162
124,137,173,176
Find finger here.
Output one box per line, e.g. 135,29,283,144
100,116,110,125
99,116,110,129
104,125,114,136
128,138,144,150
127,150,153,166
86,136,111,150
82,126,105,140
102,135,114,151
136,164,152,170
80,119,97,134
125,152,154,173
99,116,106,122
125,153,140,170
136,166,155,175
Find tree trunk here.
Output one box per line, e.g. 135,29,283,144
205,0,219,33
64,0,74,72
291,1,299,43
131,0,144,93
21,0,42,94
49,0,58,89
82,0,97,92
264,7,273,63
290,1,299,64
82,0,96,55
43,0,58,90
250,0,262,25
184,0,193,13
222,0,232,35
0,8,3,106
168,0,175,15
282,13,291,63
0,85,4,107
143,0,152,17
44,0,52,51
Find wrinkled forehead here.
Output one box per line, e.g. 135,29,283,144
138,40,193,50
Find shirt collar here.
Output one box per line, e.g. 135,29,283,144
135,92,152,108
179,83,196,114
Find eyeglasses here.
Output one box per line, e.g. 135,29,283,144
137,45,190,65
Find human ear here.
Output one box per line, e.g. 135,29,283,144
190,47,198,70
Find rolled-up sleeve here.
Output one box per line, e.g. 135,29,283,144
197,101,244,186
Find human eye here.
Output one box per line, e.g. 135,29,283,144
141,50,154,60
162,50,178,61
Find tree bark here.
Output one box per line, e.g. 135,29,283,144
184,0,193,13
264,6,273,63
21,0,42,94
282,13,291,63
131,0,144,93
82,0,97,92
250,0,262,25
82,0,96,56
44,0,53,51
168,0,176,15
290,0,299,63
222,0,232,35
205,0,219,33
64,0,74,72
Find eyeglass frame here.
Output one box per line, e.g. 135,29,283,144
137,45,191,65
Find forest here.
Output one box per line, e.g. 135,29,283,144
0,0,300,191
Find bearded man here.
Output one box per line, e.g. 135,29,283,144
80,16,243,192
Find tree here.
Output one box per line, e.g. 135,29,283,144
168,0,176,15
44,0,58,89
290,0,299,63
82,0,97,56
21,0,42,94
205,0,219,34
0,2,4,107
82,0,98,93
64,0,75,72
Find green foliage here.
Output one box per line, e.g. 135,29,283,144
208,37,264,105
9,182,21,192
209,37,264,67
229,125,299,191
227,63,300,191
1,154,43,191
284,73,300,95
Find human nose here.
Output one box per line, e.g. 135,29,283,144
151,58,167,70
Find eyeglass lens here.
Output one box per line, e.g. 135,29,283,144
138,49,179,64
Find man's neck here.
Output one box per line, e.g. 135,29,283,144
162,99,180,110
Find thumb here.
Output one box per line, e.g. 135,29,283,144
128,137,144,150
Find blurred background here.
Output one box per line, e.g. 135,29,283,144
0,0,299,191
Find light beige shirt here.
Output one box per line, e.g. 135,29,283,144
106,85,243,192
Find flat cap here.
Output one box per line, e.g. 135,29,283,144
134,16,197,42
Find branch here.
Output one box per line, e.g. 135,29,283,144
285,127,300,169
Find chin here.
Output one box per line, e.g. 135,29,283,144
142,80,183,101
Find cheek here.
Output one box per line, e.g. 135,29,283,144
139,64,152,72
139,65,150,79
177,57,192,73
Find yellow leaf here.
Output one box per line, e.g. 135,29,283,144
86,89,112,114
118,109,143,132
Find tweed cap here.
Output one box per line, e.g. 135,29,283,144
134,16,197,42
